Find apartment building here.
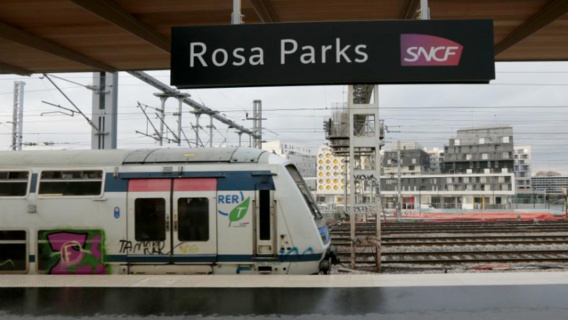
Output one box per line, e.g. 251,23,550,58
531,176,568,195
441,126,514,175
514,145,532,192
383,141,431,176
424,147,444,174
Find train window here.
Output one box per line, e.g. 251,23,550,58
0,171,29,197
285,165,323,220
258,189,271,240
0,230,27,273
38,170,103,196
135,198,166,241
178,198,209,242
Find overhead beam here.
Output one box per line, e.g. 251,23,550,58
0,20,115,72
250,0,279,23
495,0,568,55
400,0,420,19
128,71,258,138
69,0,170,53
0,61,33,76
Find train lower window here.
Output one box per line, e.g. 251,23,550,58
0,171,29,197
178,198,209,242
38,170,103,196
135,198,166,241
0,230,27,273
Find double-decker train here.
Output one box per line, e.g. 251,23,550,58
0,147,335,275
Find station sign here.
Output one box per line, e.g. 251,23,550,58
171,20,495,88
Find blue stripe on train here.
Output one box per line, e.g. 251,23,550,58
28,171,275,194
29,253,323,264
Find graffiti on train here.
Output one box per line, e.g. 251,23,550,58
119,240,166,255
282,247,315,255
0,259,15,270
37,230,108,274
218,191,251,227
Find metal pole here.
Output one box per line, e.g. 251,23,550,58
397,140,402,220
231,0,243,25
12,82,25,151
344,159,348,214
157,96,167,146
419,0,430,19
209,115,214,147
419,182,422,210
177,97,183,146
195,113,201,147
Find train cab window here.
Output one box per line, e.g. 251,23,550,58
135,198,166,241
0,171,29,197
285,165,323,220
0,230,27,273
178,198,209,242
38,170,103,196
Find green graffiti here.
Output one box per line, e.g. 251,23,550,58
229,197,250,226
37,229,109,274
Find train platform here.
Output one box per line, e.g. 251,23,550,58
2,272,568,319
2,271,568,287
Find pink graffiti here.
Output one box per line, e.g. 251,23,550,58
47,232,105,274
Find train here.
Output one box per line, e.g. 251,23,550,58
0,147,336,275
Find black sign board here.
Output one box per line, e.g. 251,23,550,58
171,20,494,88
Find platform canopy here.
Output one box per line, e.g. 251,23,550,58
0,0,567,76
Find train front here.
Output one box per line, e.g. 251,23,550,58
274,158,338,274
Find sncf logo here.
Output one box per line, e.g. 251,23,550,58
401,34,463,66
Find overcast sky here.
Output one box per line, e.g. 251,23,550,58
0,61,567,175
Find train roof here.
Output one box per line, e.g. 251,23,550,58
0,147,271,168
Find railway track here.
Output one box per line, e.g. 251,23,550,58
330,220,568,271
332,235,568,247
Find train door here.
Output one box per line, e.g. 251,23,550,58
127,179,171,264
171,179,217,263
126,178,217,271
255,188,276,256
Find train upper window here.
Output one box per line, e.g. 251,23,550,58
0,230,27,273
0,171,29,197
38,170,103,196
286,165,323,220
178,198,209,242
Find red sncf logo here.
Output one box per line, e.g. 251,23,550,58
401,34,463,66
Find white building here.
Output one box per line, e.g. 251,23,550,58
315,145,347,205
424,147,445,174
262,140,317,189
514,145,532,192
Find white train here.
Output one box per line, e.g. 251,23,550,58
0,147,336,275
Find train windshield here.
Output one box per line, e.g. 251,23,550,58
286,165,323,220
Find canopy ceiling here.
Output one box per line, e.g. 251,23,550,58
0,0,567,76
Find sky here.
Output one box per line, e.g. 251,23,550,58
0,61,567,175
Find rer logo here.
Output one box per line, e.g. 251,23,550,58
400,34,463,66
218,191,251,227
